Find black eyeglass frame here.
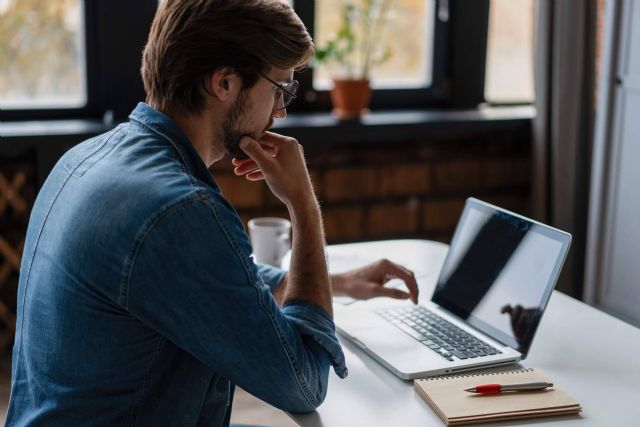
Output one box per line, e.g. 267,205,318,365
259,72,299,110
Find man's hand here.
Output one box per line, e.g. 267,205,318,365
236,132,313,208
232,139,277,181
332,259,419,304
240,131,333,316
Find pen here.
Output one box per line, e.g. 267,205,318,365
464,381,553,394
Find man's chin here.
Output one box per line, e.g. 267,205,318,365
226,144,248,160
225,127,270,160
223,136,246,160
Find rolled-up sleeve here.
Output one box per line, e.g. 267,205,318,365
126,193,347,413
256,263,287,294
283,301,348,378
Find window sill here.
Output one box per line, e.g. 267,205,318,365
275,105,534,146
0,119,110,139
1,105,534,143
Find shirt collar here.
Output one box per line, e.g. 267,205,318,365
129,102,219,190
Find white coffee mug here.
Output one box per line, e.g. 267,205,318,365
248,217,291,267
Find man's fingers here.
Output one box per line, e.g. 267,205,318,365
254,138,278,151
233,141,277,164
260,131,296,145
232,158,252,167
376,286,411,300
233,160,259,176
245,170,265,181
239,136,270,164
380,259,419,304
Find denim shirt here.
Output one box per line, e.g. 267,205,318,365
7,103,347,426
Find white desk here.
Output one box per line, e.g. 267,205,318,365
289,240,640,426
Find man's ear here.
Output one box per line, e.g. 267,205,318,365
208,68,239,101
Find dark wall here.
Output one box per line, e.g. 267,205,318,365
0,113,531,355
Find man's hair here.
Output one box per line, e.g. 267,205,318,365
141,0,313,116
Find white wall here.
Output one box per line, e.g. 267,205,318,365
585,0,640,327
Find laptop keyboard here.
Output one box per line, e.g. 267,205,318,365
376,306,502,362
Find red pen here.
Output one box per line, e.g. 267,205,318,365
464,381,553,394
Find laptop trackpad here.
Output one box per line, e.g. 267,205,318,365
341,310,446,373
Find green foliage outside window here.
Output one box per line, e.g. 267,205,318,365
0,0,85,108
313,0,393,80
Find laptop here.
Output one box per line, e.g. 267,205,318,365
334,198,572,379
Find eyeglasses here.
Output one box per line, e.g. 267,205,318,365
259,73,299,110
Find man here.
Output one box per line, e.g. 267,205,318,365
7,1,418,425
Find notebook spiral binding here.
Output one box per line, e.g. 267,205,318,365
422,367,534,381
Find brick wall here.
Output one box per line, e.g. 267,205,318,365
0,124,530,356
0,152,36,355
213,129,531,244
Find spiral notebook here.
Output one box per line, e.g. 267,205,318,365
414,368,581,426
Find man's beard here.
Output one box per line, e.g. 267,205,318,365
221,90,248,159
221,91,274,160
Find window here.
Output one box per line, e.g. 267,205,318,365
0,1,514,120
0,0,87,110
0,0,157,121
291,0,455,111
313,0,435,90
484,0,535,103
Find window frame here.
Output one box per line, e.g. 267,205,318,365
0,0,493,121
288,0,490,112
0,0,158,122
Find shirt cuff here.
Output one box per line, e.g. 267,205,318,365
255,263,287,294
282,301,348,379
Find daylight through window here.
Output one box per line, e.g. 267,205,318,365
0,0,87,110
485,0,535,103
313,0,435,90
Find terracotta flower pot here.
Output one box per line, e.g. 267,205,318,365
330,78,371,119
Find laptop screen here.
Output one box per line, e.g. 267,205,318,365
431,199,571,357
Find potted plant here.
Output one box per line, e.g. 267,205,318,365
314,0,393,119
